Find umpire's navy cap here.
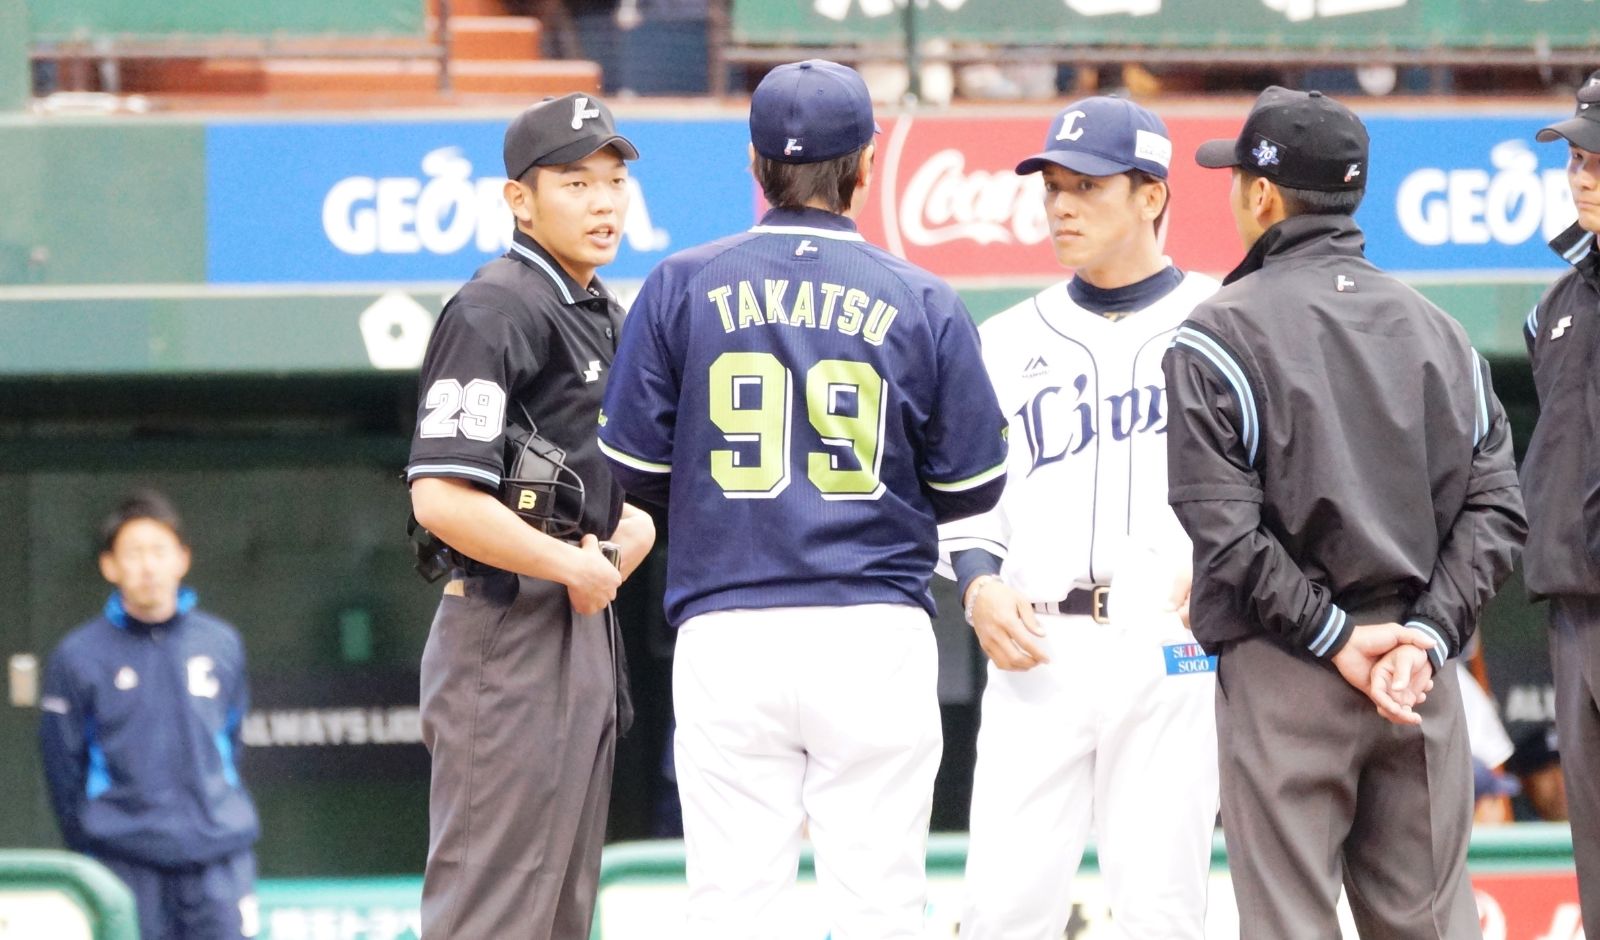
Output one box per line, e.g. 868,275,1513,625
1015,96,1172,179
1536,70,1600,153
1195,86,1369,192
503,92,640,181
749,59,880,164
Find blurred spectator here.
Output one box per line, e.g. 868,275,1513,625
38,490,260,939
506,0,585,59
1506,726,1569,822
1472,758,1520,824
1458,642,1522,823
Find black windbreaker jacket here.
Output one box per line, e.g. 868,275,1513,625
1162,214,1526,671
1521,222,1600,599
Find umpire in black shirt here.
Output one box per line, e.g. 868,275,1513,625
1163,87,1526,939
1523,70,1600,930
406,93,657,939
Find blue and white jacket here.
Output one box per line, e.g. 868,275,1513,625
38,589,259,867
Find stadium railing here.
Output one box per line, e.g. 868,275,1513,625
0,849,139,940
26,0,454,95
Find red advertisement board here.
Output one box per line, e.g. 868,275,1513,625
847,113,1247,282
1474,872,1585,940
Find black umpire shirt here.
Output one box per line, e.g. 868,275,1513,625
407,228,626,567
1521,222,1600,599
1163,214,1526,671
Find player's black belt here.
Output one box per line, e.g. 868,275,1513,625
1034,586,1111,624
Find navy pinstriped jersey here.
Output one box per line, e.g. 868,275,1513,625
599,206,1008,626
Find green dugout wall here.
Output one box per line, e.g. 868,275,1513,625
732,0,1600,50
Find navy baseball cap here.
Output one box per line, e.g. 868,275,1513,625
503,92,639,181
1537,69,1600,153
1196,87,1369,192
750,60,880,164
1016,97,1173,179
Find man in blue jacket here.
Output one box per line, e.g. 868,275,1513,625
39,490,260,939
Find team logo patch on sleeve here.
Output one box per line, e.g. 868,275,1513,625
1163,642,1217,675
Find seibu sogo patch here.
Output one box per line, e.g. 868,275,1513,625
1163,642,1218,676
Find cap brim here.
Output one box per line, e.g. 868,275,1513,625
1195,138,1240,169
538,134,642,168
1538,117,1600,153
1015,150,1136,177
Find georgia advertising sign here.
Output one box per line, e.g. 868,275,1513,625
204,110,1579,287
854,111,1577,282
857,113,1249,280
205,117,750,284
1362,115,1578,274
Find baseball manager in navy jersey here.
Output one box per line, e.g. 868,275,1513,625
406,92,656,940
599,59,1008,940
1164,87,1525,939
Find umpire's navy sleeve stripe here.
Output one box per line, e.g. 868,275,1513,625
1173,327,1259,465
1309,604,1347,657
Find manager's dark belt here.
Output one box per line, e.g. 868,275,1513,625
1034,585,1111,624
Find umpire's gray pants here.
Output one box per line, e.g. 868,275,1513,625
419,572,618,940
1216,629,1478,940
1550,596,1600,932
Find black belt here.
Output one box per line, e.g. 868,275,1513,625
1034,586,1111,624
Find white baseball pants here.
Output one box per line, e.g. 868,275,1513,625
673,603,943,940
961,612,1219,940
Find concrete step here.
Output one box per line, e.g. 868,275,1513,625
427,0,508,17
116,59,266,95
433,15,541,60
258,57,598,96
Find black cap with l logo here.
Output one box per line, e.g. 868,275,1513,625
502,92,640,181
1536,70,1600,153
1195,86,1369,192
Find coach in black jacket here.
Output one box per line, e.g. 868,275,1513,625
1162,87,1526,940
1523,72,1600,931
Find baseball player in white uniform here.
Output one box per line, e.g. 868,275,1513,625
941,97,1221,939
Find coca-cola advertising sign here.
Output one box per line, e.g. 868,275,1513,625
1474,872,1585,940
859,114,1246,280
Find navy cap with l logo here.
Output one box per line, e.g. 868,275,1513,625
749,60,880,165
503,92,640,181
1195,87,1369,192
1536,69,1600,153
1015,96,1173,179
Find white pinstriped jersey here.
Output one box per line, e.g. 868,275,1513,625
940,270,1220,602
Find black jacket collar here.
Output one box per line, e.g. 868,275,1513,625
506,228,613,306
1223,214,1367,286
1548,221,1600,290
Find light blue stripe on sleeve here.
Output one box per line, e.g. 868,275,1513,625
215,707,242,788
1309,604,1347,657
1173,327,1260,465
1470,352,1488,445
1404,620,1449,672
85,718,111,800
